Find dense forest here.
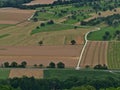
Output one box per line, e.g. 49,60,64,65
0,0,32,7
0,75,120,90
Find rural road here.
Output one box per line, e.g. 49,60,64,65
76,27,101,70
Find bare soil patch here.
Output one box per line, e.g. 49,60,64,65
9,69,43,79
0,8,35,24
0,45,83,68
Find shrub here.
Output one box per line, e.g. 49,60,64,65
47,20,54,25
40,23,45,27
38,41,43,46
39,64,44,68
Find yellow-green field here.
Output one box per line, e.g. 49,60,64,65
0,21,92,46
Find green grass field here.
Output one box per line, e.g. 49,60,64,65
44,69,120,80
0,24,12,30
87,26,120,41
35,4,93,24
31,24,75,34
0,69,10,79
108,41,120,69
0,34,10,39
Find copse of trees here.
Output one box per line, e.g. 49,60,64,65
103,31,111,41
94,64,108,70
0,0,32,7
47,62,65,68
102,30,120,41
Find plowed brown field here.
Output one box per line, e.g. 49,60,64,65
0,45,83,68
9,69,43,78
80,41,108,67
0,8,35,24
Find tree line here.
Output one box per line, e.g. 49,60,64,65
81,14,120,26
2,61,65,69
1,0,120,11
0,0,32,7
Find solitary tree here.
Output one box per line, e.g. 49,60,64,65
21,61,27,68
71,40,76,45
116,30,120,35
33,18,38,22
47,20,54,25
34,64,37,68
74,26,77,29
4,62,9,67
57,62,65,68
38,41,43,46
11,62,18,67
49,62,55,68
40,23,45,27
39,64,44,68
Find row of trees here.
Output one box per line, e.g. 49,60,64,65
3,61,27,68
0,0,32,7
85,64,108,70
0,0,120,11
3,61,65,69
47,62,65,68
81,14,120,26
94,64,108,70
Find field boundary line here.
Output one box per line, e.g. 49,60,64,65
91,41,98,67
82,41,92,67
76,27,100,70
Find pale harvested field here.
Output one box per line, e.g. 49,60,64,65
0,20,91,46
9,69,43,79
24,0,56,5
80,41,108,67
85,8,120,22
0,45,83,68
0,8,35,24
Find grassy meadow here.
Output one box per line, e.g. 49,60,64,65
108,41,120,69
0,69,10,79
